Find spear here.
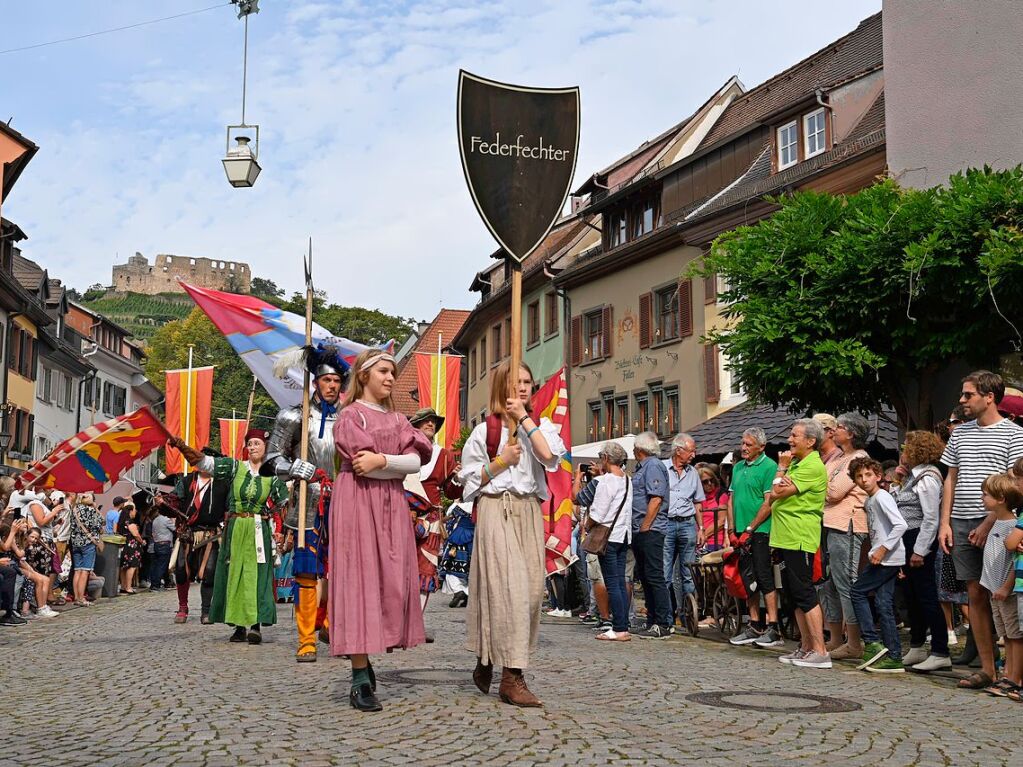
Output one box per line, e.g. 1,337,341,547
298,238,313,549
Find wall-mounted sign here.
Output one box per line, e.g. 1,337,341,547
457,70,580,264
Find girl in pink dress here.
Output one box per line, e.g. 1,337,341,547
328,349,433,712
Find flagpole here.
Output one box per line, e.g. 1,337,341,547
184,345,194,473
244,374,257,424
298,239,313,549
436,331,443,444
507,264,522,444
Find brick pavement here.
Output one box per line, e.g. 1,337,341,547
0,591,1013,767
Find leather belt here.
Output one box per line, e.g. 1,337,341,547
228,512,273,520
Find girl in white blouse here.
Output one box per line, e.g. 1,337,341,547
459,360,565,708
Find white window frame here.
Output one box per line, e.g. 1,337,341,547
803,108,826,159
777,120,798,169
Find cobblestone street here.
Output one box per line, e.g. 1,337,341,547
0,589,1013,767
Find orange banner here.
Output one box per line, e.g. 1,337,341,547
164,366,214,473
218,418,248,460
414,353,461,450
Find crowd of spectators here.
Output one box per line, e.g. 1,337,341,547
562,369,1023,699
0,485,176,627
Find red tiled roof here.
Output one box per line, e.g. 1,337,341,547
699,12,882,149
393,308,471,417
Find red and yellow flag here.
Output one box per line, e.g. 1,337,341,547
164,366,214,473
218,418,248,460
414,353,461,450
531,367,575,575
17,408,169,492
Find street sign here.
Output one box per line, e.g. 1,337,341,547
457,70,580,264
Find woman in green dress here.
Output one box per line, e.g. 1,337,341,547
169,429,287,644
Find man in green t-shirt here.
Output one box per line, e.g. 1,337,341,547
727,427,783,648
745,418,830,669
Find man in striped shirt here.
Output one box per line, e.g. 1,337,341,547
939,370,1023,689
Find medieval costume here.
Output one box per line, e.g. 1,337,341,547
329,349,433,712
438,502,474,608
408,408,462,604
459,361,565,708
171,464,230,624
171,431,287,645
264,343,348,662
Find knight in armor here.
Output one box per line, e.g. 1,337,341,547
171,451,231,624
263,344,348,662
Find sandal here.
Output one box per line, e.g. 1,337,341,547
957,671,994,689
1007,688,1023,702
984,678,1019,697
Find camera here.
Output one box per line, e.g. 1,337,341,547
579,463,593,480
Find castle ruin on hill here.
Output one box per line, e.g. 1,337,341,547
111,253,251,294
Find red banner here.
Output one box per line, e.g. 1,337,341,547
414,353,462,450
218,418,248,460
165,366,214,474
16,408,169,492
531,367,575,575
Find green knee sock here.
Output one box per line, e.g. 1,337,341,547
352,667,371,690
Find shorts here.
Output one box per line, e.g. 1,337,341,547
781,548,818,613
750,532,775,595
992,594,1022,639
71,543,97,572
950,517,984,583
586,553,604,583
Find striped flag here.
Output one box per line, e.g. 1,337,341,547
219,418,248,460
414,353,461,450
165,366,214,473
179,280,389,409
531,367,576,575
16,408,169,492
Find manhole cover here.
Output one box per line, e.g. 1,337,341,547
686,690,860,713
375,668,475,687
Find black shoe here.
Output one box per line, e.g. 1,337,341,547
247,629,262,645
350,683,382,712
424,631,435,644
637,625,670,640
200,614,212,625
229,626,247,642
449,592,468,608
0,612,27,627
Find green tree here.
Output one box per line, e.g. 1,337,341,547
695,167,1023,431
280,293,418,346
250,276,285,303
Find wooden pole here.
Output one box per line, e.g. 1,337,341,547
507,262,523,444
184,345,194,473
244,375,257,424
297,239,314,549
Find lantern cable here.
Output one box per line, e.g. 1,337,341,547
0,3,230,56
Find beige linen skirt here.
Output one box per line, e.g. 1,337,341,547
466,492,545,669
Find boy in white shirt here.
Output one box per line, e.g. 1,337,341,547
849,457,908,673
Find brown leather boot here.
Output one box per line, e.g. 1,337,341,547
498,667,542,708
472,658,493,694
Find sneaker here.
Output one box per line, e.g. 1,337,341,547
865,656,904,673
730,625,764,646
0,612,27,627
857,641,889,670
578,612,598,624
593,619,613,631
910,654,952,673
829,643,864,661
37,606,60,619
946,629,958,646
637,625,670,640
753,627,785,648
792,651,833,669
902,646,929,666
779,648,809,665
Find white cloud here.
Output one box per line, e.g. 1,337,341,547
1,0,880,321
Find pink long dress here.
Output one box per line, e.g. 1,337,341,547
328,401,433,656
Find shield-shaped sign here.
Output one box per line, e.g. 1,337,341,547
458,70,580,264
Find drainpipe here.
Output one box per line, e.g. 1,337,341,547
1,312,22,449
543,260,572,384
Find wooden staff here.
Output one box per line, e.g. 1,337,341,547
298,238,314,549
507,261,522,445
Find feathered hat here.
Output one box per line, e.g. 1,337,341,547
272,343,351,384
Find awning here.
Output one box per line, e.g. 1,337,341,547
572,434,637,460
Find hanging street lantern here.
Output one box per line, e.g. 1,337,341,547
222,0,261,188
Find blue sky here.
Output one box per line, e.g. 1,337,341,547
0,0,880,321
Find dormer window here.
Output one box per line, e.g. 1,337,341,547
777,121,798,169
804,108,826,158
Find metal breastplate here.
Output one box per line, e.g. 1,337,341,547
267,400,338,530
